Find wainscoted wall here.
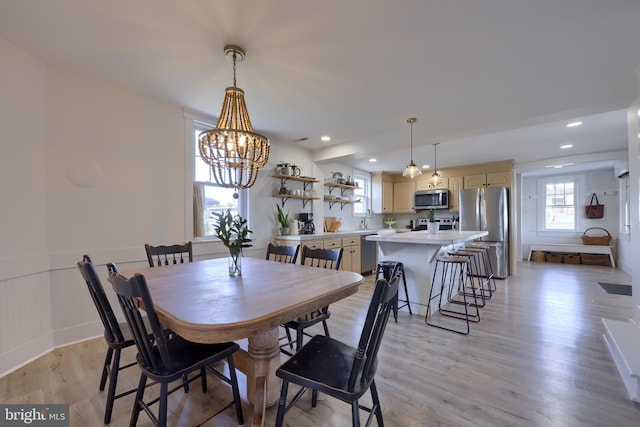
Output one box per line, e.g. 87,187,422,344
0,36,307,376
0,257,52,377
0,243,272,377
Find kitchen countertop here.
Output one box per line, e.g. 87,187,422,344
275,228,408,241
366,230,488,245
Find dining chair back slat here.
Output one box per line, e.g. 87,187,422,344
301,247,342,270
265,242,299,264
145,242,193,267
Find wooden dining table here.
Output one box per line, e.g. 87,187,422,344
118,256,364,427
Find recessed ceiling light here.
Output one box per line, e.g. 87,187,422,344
321,135,331,142
421,164,430,169
369,158,377,162
566,121,582,128
560,144,573,149
554,165,563,168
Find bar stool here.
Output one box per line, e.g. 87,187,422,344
376,261,412,322
448,248,488,305
464,243,496,296
425,255,480,335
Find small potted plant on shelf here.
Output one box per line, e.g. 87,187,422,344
427,208,439,233
276,204,290,235
213,209,253,276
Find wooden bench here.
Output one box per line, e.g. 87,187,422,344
527,243,615,267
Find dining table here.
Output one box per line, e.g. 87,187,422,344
117,256,364,427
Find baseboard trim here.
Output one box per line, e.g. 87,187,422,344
602,318,640,402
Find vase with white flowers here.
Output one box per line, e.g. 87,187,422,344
213,209,253,276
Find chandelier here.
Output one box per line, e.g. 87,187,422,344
198,45,270,195
402,117,422,178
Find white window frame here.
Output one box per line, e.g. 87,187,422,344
537,175,583,233
351,172,371,217
185,113,248,240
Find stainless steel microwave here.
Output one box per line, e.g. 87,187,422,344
414,189,449,210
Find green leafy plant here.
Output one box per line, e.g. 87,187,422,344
212,209,253,253
428,208,436,223
276,204,290,228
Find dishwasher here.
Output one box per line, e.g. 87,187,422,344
360,233,378,275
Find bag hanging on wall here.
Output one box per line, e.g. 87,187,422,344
585,193,604,219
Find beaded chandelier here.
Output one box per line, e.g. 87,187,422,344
198,45,270,195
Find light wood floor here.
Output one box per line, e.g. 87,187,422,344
2,261,640,426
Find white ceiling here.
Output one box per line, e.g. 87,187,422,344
1,0,638,175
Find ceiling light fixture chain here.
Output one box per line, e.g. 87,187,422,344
198,44,269,195
432,143,441,178
402,117,422,179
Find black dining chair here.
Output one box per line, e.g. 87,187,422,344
108,269,244,427
145,242,193,267
77,255,140,424
275,273,400,427
280,246,343,356
265,242,299,264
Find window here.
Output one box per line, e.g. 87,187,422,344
352,173,371,216
542,178,577,230
192,121,247,238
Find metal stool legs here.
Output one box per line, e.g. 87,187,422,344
448,249,488,306
466,243,497,294
426,256,480,335
376,261,412,322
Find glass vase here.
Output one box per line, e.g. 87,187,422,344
228,248,242,276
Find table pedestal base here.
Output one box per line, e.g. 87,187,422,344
235,327,281,427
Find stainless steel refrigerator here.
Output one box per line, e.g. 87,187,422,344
459,186,509,278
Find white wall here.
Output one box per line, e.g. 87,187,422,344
0,36,334,375
521,168,620,258
0,38,53,376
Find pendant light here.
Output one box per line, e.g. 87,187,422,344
198,44,270,196
432,143,441,178
402,117,422,178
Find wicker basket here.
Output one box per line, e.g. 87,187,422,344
545,253,563,263
530,250,546,262
564,254,581,264
581,227,612,246
580,253,609,265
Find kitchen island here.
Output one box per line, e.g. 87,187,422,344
366,230,488,316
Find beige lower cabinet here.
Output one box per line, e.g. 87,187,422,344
340,237,361,273
301,240,323,250
322,238,342,250
273,236,361,273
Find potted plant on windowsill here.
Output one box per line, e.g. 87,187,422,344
276,205,290,235
213,209,253,276
427,208,439,234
